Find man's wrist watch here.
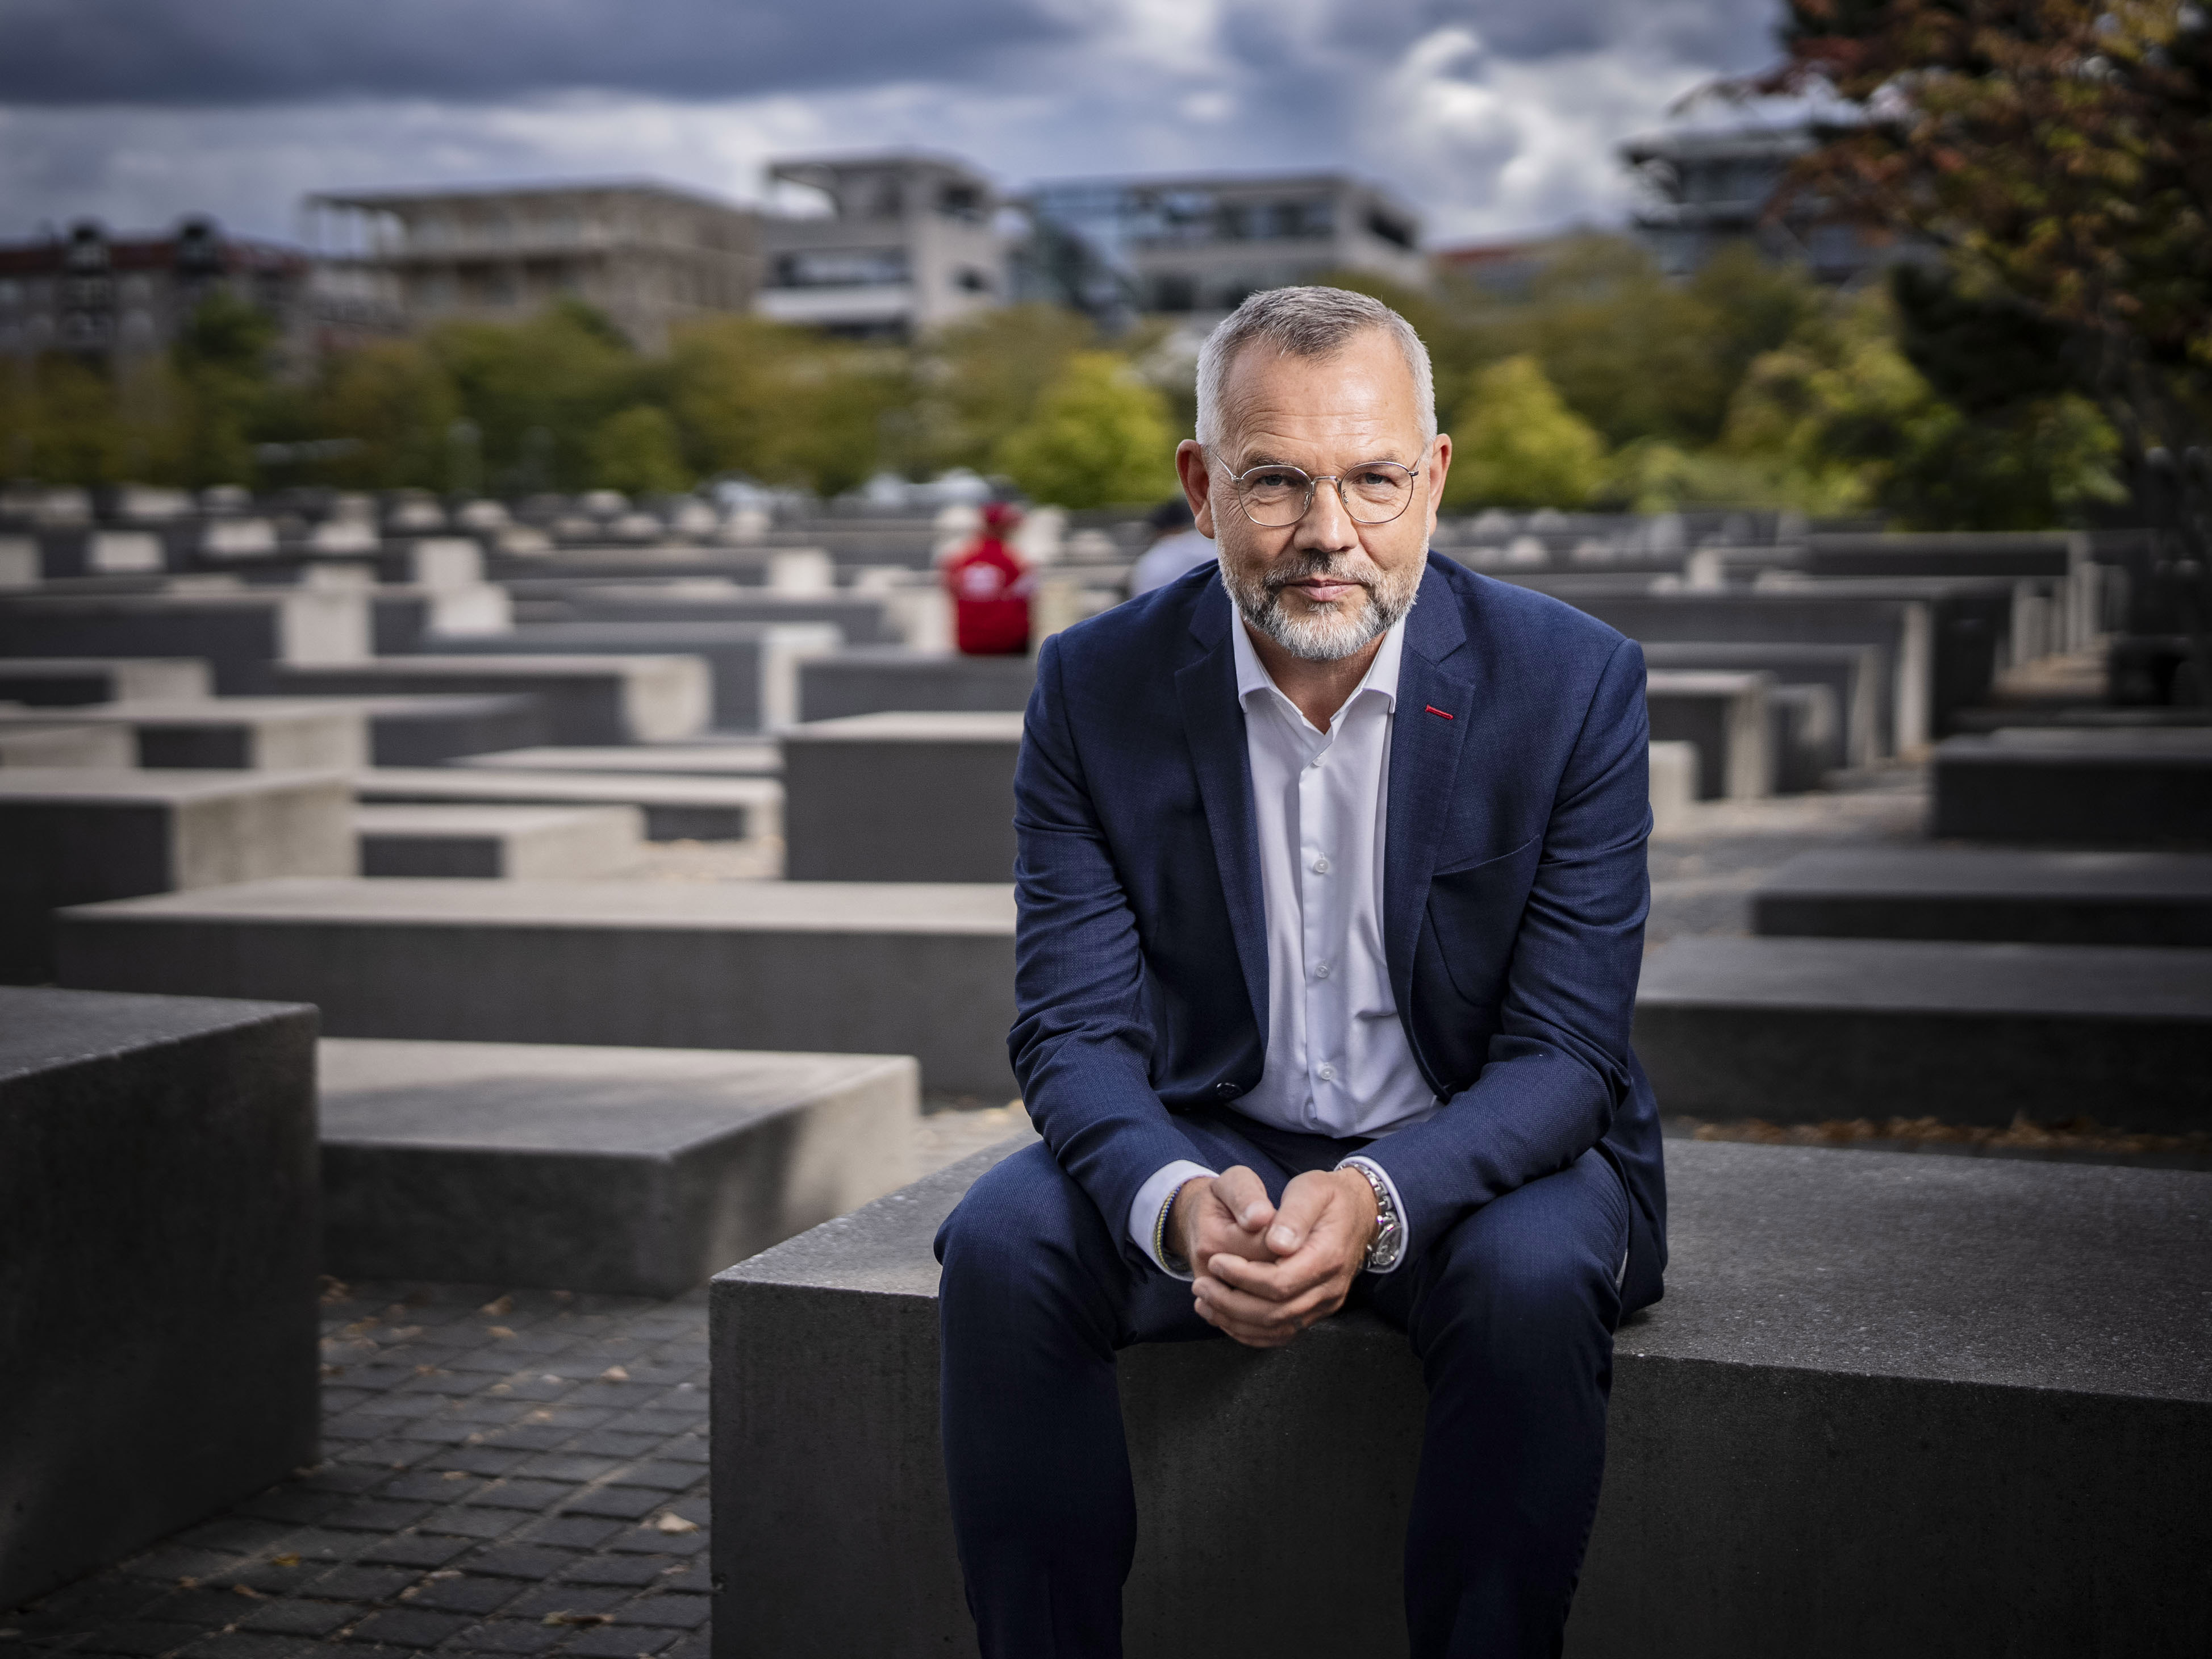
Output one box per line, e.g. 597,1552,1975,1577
1342,1160,1404,1273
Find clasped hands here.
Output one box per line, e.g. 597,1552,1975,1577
1168,1165,1378,1349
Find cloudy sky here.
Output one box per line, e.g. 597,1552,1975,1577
0,0,1788,248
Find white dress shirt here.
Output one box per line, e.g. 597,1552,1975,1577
1129,613,1425,1276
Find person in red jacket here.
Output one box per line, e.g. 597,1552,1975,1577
944,501,1034,656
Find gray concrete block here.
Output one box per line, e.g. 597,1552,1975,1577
798,648,1037,722
450,740,781,778
1804,530,2074,579
57,878,1017,1095
709,1138,2212,1659
319,1038,918,1297
1934,729,2212,845
1633,935,2212,1131
0,986,320,1612
424,623,837,732
0,658,213,707
355,693,547,766
369,583,512,653
1754,847,2212,948
1645,670,1771,799
0,770,353,983
354,803,644,879
523,586,902,646
0,697,369,770
0,589,369,693
354,766,778,842
265,655,708,745
0,720,136,768
1768,681,1843,791
782,713,1022,883
1641,641,1882,766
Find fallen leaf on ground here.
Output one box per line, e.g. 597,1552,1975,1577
480,1294,514,1316
601,1366,631,1382
652,1513,700,1535
272,1554,300,1568
230,1585,265,1599
176,1578,197,1590
487,1326,516,1340
542,1612,616,1627
414,1365,439,1376
441,1470,468,1481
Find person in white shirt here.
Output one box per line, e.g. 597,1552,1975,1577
934,286,1663,1659
1128,497,1218,596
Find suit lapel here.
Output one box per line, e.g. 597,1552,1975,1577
1176,583,1270,1045
1385,562,1477,1020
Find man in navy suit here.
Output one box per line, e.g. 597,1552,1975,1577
935,286,1666,1658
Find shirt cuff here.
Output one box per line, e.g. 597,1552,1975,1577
1128,1160,1217,1279
1335,1153,1410,1275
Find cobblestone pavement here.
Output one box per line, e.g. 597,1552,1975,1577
0,1109,1032,1659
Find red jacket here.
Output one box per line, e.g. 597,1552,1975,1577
944,536,1033,656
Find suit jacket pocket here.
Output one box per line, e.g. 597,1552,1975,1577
1424,835,1541,1006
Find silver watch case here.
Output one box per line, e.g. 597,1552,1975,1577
1346,1161,1404,1272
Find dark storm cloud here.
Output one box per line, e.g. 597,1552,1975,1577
0,0,1079,105
1283,0,1780,69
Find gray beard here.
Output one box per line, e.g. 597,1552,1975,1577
1218,549,1421,662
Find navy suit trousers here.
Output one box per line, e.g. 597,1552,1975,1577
934,1110,1631,1658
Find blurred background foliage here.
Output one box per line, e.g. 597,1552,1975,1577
0,231,2132,526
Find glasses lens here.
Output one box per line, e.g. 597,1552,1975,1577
1239,467,1309,527
1344,464,1414,524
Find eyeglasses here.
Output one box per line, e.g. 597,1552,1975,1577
1222,460,1423,528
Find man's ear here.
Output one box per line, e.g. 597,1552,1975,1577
1422,431,1452,540
1176,440,1216,539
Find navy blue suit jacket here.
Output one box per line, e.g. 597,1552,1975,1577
1008,554,1667,1313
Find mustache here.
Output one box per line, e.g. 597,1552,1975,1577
1261,551,1379,594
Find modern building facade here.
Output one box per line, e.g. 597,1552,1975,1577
304,181,762,351
1019,173,1428,327
755,153,1005,340
0,217,356,370
1620,124,1888,284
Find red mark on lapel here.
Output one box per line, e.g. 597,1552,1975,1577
1424,705,1454,720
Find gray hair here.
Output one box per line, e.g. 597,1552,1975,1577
1193,286,1437,452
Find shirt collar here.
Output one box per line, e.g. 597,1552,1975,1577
1231,605,1407,728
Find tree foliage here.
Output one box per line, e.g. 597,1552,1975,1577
1445,355,1606,510
992,351,1176,508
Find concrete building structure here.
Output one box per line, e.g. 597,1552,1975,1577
1620,123,1889,284
305,181,762,352
0,217,376,370
756,153,1005,340
1019,172,1426,326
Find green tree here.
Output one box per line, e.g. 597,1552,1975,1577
917,303,1096,473
992,351,1176,508
589,403,691,495
168,287,278,486
7,355,128,485
428,301,642,491
311,340,460,489
1445,355,1606,511
667,315,907,498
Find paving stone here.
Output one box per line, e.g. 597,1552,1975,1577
353,1536,472,1570
515,1520,625,1552
612,1597,709,1631
70,1623,203,1657
553,1558,667,1589
553,1490,661,1523
558,1625,678,1658
233,1602,353,1638
558,1435,665,1464
656,1634,709,1659
602,1533,702,1562
299,1566,419,1603
422,1449,532,1478
448,1620,565,1655
602,1465,695,1494
498,1587,627,1621
377,1474,486,1503
397,1576,517,1618
138,1593,258,1630
342,1608,471,1648
464,1481,577,1515
414,1511,514,1543
178,1632,317,1659
321,1502,435,1535
460,1548,575,1584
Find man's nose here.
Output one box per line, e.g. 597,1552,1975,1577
1292,478,1360,553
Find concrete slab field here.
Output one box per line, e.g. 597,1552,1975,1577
352,691,546,765
354,803,645,879
0,720,136,768
355,766,779,841
57,878,1018,1094
1639,641,1887,767
1644,670,1771,799
452,740,782,778
0,657,212,706
264,655,709,745
1633,934,2212,1132
782,712,1022,883
1933,728,2212,845
0,986,320,1613
319,1037,919,1297
0,589,369,692
711,1138,2212,1659
798,648,1037,723
1754,847,2212,948
0,697,369,770
0,769,352,983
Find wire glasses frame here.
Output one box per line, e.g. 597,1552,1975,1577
1221,460,1425,528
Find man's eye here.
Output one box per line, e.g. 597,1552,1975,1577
1248,470,1301,490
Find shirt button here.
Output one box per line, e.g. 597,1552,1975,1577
1312,856,1330,874
1214,1082,1240,1098
1317,1063,1336,1082
1314,963,1332,979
